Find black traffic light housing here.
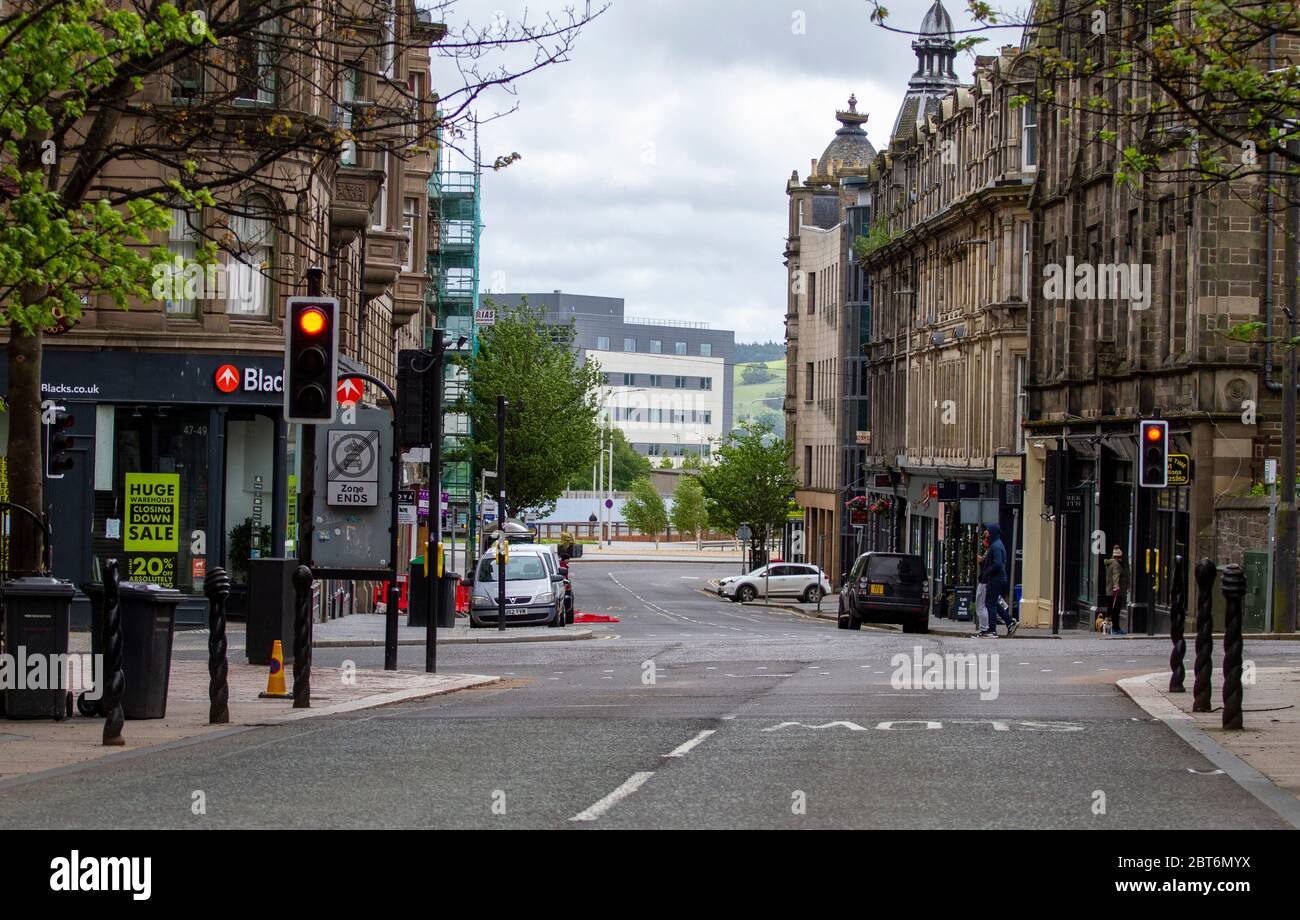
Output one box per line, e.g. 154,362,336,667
396,348,439,449
45,409,75,478
284,296,339,423
1138,419,1169,488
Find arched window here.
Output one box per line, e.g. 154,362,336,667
227,197,274,317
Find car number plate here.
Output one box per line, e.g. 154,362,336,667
870,584,885,595
508,607,528,615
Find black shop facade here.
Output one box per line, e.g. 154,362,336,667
0,348,302,626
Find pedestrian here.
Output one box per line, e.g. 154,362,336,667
1104,546,1128,634
975,531,994,638
982,524,1017,637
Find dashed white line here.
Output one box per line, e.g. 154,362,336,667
663,729,716,759
570,772,656,822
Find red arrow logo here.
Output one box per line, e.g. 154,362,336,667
215,364,240,393
337,378,363,403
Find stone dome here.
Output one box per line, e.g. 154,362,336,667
919,0,955,41
816,95,876,176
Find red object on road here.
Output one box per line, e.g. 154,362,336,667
574,612,620,623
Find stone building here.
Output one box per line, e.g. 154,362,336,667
857,5,1033,622
784,98,875,583
0,1,444,621
1017,10,1266,634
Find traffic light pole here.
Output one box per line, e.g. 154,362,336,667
425,342,445,674
497,395,508,633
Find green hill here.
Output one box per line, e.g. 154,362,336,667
733,359,785,437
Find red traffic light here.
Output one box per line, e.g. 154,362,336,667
298,307,328,336
1144,424,1163,442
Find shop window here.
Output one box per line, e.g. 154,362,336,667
227,197,273,317
92,407,209,593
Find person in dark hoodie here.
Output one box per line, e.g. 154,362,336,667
981,524,1018,637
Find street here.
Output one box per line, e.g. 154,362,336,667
0,561,1290,830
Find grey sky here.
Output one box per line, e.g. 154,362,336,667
434,1,993,342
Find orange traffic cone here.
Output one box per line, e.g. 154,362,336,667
258,640,292,699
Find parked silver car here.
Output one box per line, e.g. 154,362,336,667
468,549,565,628
718,563,830,604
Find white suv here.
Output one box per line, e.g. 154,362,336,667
718,564,830,604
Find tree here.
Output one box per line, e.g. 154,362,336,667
454,302,603,518
658,455,675,470
565,426,652,492
622,477,667,548
670,475,709,549
0,0,605,551
695,421,798,565
740,363,775,385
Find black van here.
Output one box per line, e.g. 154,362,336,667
838,552,929,634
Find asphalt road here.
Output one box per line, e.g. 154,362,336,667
1,560,1295,829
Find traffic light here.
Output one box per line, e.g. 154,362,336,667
396,348,437,449
45,410,75,478
1138,419,1169,488
284,296,339,423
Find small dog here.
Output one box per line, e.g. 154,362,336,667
1094,613,1113,635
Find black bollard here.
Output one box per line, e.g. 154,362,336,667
1193,558,1216,713
100,560,126,746
292,565,313,709
1169,555,1187,693
204,567,231,725
1221,564,1246,731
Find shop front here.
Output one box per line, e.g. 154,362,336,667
0,348,298,625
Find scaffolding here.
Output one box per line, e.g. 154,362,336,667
428,124,483,537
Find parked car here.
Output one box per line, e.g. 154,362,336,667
838,552,929,633
718,563,830,604
468,548,565,628
509,542,573,624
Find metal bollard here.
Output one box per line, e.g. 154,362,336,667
204,567,231,725
292,565,313,709
1193,558,1216,713
100,560,126,746
1169,555,1187,693
1221,564,1246,731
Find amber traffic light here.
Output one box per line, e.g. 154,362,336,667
1138,420,1168,488
285,297,339,423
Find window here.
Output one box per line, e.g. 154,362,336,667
700,343,712,357
674,342,687,355
379,9,396,78
808,272,817,314
601,373,611,385
172,10,204,101
235,1,276,104
622,373,635,387
805,446,813,486
649,375,662,387
700,377,712,390
650,340,662,354
339,67,359,166
648,443,661,456
1019,222,1031,301
596,336,610,351
1020,100,1037,170
702,411,712,425
371,152,388,229
402,197,419,271
624,337,637,352
649,408,663,423
674,376,685,389
805,362,814,401
227,198,273,317
1014,356,1027,454
165,208,199,316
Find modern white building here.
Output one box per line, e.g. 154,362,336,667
493,292,735,464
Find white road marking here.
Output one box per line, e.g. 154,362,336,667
570,771,656,822
663,729,716,758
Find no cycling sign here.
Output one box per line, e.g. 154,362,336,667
326,429,379,507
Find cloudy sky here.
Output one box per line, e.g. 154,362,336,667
431,0,995,343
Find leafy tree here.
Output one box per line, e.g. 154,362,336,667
734,341,785,363
621,476,667,548
454,303,603,518
680,450,702,471
565,426,652,492
695,421,798,565
740,364,775,385
670,475,709,549
0,0,604,556
658,455,675,469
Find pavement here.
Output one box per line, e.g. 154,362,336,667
4,560,1300,827
1119,664,1300,826
0,639,497,785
